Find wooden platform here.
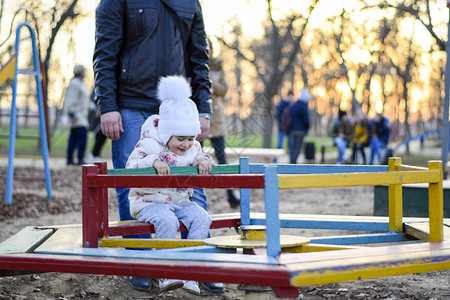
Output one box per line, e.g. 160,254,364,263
1,159,449,298
1,215,449,298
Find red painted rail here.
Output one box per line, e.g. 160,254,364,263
0,253,292,289
81,163,258,248
85,174,265,189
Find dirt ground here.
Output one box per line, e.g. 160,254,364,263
0,165,449,300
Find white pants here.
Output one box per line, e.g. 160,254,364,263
136,202,211,239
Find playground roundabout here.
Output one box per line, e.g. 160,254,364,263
0,163,449,299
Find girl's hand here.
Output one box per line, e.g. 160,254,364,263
194,158,212,175
153,160,170,175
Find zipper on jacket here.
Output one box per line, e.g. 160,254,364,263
162,5,165,75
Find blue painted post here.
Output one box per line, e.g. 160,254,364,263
5,39,19,205
264,165,281,257
5,22,52,205
239,157,250,225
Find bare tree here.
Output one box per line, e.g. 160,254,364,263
0,0,4,36
217,0,319,148
19,0,81,91
377,0,445,52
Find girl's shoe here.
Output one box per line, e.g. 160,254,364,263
159,279,184,293
182,280,201,295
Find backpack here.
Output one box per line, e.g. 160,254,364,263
275,100,289,121
280,105,292,133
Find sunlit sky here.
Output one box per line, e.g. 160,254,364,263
201,0,360,37
1,0,367,75
0,0,446,116
1,0,440,77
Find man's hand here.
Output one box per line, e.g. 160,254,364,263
101,111,123,140
197,116,210,141
153,159,170,175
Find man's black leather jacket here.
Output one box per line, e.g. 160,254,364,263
93,0,211,115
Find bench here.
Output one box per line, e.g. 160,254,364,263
203,146,286,163
374,181,450,218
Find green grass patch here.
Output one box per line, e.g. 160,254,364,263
0,127,111,158
0,126,442,169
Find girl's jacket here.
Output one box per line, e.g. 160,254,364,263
126,115,213,217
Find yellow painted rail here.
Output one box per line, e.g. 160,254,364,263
99,238,206,249
277,170,441,189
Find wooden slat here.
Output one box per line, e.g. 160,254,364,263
404,222,450,242
36,227,82,251
0,226,54,254
252,213,392,231
281,243,361,253
86,174,265,189
249,164,388,174
398,165,428,171
99,238,205,249
287,246,450,286
36,247,278,265
107,164,240,175
157,245,235,254
279,240,450,265
0,253,291,287
309,232,408,245
278,170,441,189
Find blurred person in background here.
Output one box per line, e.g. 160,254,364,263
288,89,311,164
351,110,370,164
275,90,294,150
330,109,352,164
369,113,391,165
62,64,91,166
205,38,240,208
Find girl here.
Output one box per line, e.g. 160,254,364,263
126,76,213,295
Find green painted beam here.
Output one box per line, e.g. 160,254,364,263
107,164,240,175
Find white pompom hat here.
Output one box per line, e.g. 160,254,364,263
157,75,200,145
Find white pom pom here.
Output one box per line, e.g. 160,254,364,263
157,75,192,102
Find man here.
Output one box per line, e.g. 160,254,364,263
331,109,353,164
275,90,294,149
369,113,391,164
288,89,311,164
93,0,221,293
